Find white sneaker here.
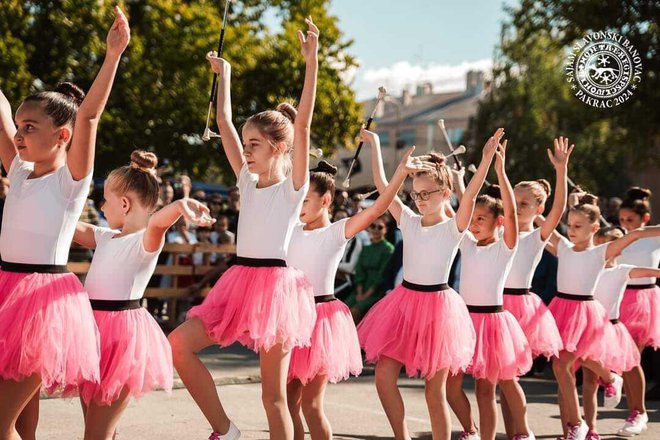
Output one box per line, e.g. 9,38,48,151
458,431,480,440
618,410,648,436
566,421,589,440
208,422,241,440
513,433,536,440
603,373,623,408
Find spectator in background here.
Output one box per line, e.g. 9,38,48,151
191,188,207,204
343,216,395,323
604,196,622,226
223,186,240,234
211,214,235,246
160,180,174,206
334,189,350,213
208,193,224,219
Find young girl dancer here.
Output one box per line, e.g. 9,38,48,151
616,188,660,436
587,227,660,439
0,7,129,440
167,18,320,440
286,146,434,440
357,128,504,440
73,151,213,439
544,194,660,440
447,140,535,440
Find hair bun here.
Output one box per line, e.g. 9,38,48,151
311,160,338,176
626,186,652,202
578,193,599,206
130,150,158,173
484,184,502,200
427,152,447,167
276,103,297,123
536,179,552,197
54,82,85,106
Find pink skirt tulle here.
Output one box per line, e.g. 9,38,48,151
188,264,315,352
357,284,476,379
503,292,563,359
468,310,532,384
0,270,100,395
619,285,660,349
80,308,173,405
548,296,610,363
288,299,362,384
605,320,641,374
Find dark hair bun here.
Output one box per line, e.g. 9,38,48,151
276,103,297,123
578,193,599,206
427,152,447,167
536,179,552,197
626,186,652,201
311,160,338,176
54,82,85,106
484,184,502,200
130,150,158,171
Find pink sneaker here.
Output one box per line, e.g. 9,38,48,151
585,431,600,440
208,422,241,440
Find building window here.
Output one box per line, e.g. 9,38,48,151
377,131,390,147
398,129,416,149
447,128,465,144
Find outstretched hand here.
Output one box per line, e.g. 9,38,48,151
547,136,574,170
297,17,320,61
106,6,130,58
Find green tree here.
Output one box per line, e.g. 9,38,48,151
470,0,659,197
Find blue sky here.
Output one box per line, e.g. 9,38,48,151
323,0,519,99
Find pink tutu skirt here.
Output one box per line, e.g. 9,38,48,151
619,285,660,349
0,270,100,395
357,285,476,379
80,308,173,405
503,291,563,358
604,320,641,374
288,299,362,384
468,310,532,384
188,264,315,352
548,296,610,363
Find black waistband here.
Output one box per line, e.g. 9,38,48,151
0,261,69,274
610,318,620,324
557,292,594,301
503,288,530,296
402,280,450,292
90,299,142,311
626,284,656,290
467,305,504,313
315,294,337,304
236,257,287,268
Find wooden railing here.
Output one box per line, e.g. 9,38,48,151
68,243,237,327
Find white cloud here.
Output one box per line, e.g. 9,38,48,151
354,58,493,100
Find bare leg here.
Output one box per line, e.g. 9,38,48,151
83,389,131,440
446,373,477,434
499,379,530,437
622,365,646,413
301,375,331,440
15,390,39,440
259,344,294,440
500,390,514,440
0,376,42,440
424,369,450,440
581,369,599,433
552,351,583,427
286,380,305,440
375,357,410,440
169,318,230,433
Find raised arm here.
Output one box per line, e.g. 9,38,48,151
455,128,503,232
605,226,660,260
68,6,129,180
629,267,660,280
207,55,244,177
291,17,319,190
535,214,562,256
540,137,573,241
364,127,406,222
346,146,433,238
144,198,215,252
0,89,17,169
73,222,98,249
494,141,518,249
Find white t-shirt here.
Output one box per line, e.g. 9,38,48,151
287,219,349,297
85,228,162,301
398,206,464,285
235,164,308,260
618,237,660,285
505,228,548,289
458,233,517,306
0,156,93,265
556,236,607,296
594,264,635,320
